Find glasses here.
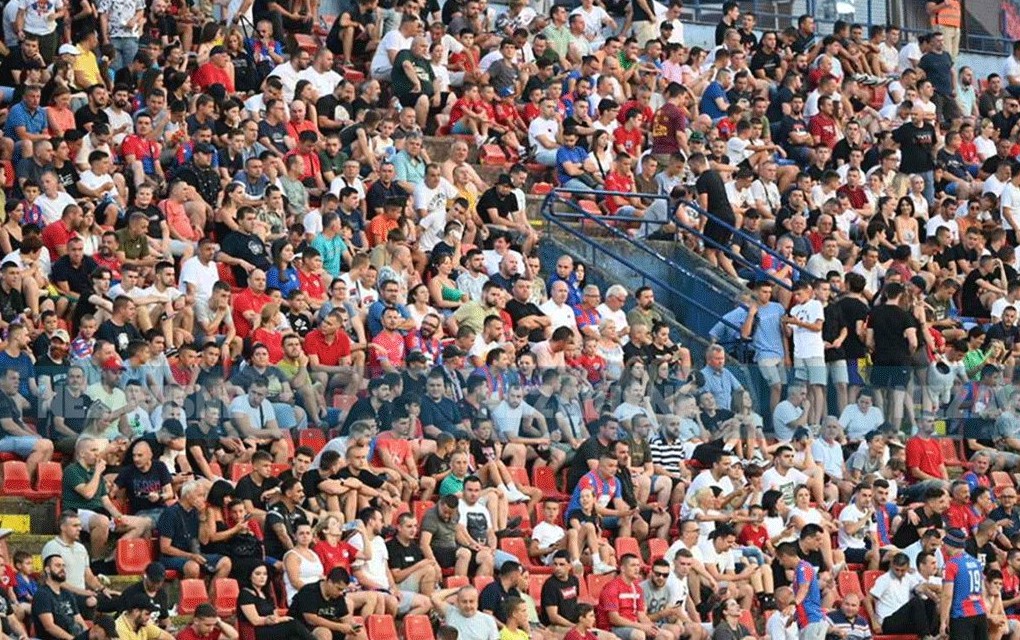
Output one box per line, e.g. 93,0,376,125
653,572,670,578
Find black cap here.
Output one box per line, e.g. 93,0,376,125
660,21,674,29
144,562,166,583
442,345,466,359
496,174,513,187
407,351,429,364
194,142,216,155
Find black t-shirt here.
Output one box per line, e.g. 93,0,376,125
115,461,173,514
695,169,734,224
288,582,350,627
423,453,449,478
892,122,936,173
47,388,92,440
234,474,280,512
32,585,83,640
184,420,228,473
867,304,914,367
97,319,142,356
836,296,870,359
766,86,794,124
777,115,808,151
540,574,581,625
0,48,44,87
118,581,171,621
264,502,309,560
386,537,425,571
51,256,99,295
961,268,994,317
336,467,384,490
221,231,271,287
891,506,945,548
258,120,290,154
479,581,520,623
749,49,781,82
567,436,611,489
74,105,109,132
822,302,846,362
505,298,547,343
0,285,26,323
477,188,518,226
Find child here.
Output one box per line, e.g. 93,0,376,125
469,419,535,505
423,432,456,485
12,551,36,606
71,315,98,360
530,501,568,569
284,290,314,338
499,597,529,640
567,336,607,386
564,604,598,640
32,311,61,358
21,181,44,229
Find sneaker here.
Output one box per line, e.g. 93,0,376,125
507,515,523,530
593,560,616,575
507,487,530,504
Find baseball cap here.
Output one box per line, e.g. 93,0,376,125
194,142,216,155
51,329,70,343
58,44,81,56
101,357,124,372
210,45,227,56
690,131,706,143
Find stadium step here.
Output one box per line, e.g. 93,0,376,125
0,497,58,534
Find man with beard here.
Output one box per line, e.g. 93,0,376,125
49,365,91,455
114,594,174,640
31,555,86,640
74,84,109,133
776,93,812,167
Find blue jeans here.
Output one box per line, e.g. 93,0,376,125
918,170,935,206
110,36,139,72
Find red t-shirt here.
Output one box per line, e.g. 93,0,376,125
564,630,597,640
596,577,644,630
449,97,481,127
191,62,235,93
369,330,406,376
716,117,738,141
296,268,326,302
959,140,978,165
304,328,352,366
809,114,838,149
522,102,541,124
945,501,982,533
283,148,321,182
232,289,272,340
40,220,78,256
177,626,222,640
314,539,358,573
904,436,945,482
737,523,768,550
603,171,635,215
650,102,685,154
121,134,160,166
616,100,653,126
374,436,412,469
250,328,285,363
613,126,643,157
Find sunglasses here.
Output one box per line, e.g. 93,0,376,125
653,572,670,578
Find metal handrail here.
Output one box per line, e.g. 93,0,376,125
540,189,746,336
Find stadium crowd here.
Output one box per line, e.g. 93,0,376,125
0,0,1015,639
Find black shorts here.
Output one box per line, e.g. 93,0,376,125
949,614,988,640
398,92,429,108
870,364,910,389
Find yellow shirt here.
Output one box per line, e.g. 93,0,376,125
499,628,529,640
73,50,102,89
115,615,163,640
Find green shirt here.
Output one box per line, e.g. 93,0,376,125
439,473,466,497
115,228,150,260
391,50,434,100
318,149,348,180
61,461,106,512
964,348,988,379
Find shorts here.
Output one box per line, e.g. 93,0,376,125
397,590,417,615
826,360,848,385
844,546,869,564
870,364,910,390
451,120,474,135
551,442,576,464
398,573,421,593
758,357,783,386
160,552,225,574
847,358,866,386
398,91,428,108
77,508,114,532
794,356,827,386
0,435,39,458
612,627,645,640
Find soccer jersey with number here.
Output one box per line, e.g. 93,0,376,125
944,554,988,617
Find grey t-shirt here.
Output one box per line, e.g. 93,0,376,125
641,579,673,616
444,608,499,640
421,505,458,550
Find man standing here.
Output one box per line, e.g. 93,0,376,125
940,528,987,640
98,0,144,71
926,1,961,58
866,282,918,437
783,280,827,426
777,542,826,640
690,153,737,277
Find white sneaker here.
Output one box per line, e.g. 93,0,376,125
593,560,616,575
507,486,530,504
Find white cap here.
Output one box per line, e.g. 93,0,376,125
58,44,81,55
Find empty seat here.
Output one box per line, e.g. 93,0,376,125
473,576,493,592
231,463,253,483
532,466,569,500
214,578,239,617
35,462,62,498
115,538,154,576
445,576,469,589
413,500,435,523
179,579,209,615
297,430,327,455
2,461,36,499
365,615,398,640
586,573,614,600
837,570,863,598
403,615,435,640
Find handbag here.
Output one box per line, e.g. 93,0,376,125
233,532,263,558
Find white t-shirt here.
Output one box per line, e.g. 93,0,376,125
539,300,578,333
726,136,753,164
228,395,276,430
178,256,219,303
19,0,61,35
838,404,885,441
898,42,921,74
683,470,734,507
530,522,565,565
870,571,921,621
570,4,610,42
492,399,537,439
790,298,824,359
991,297,1018,322
1004,54,1020,85
528,117,560,150
371,30,412,75
925,215,959,244
38,191,78,226
697,539,735,574
298,68,344,104
350,533,390,588
772,401,804,441
458,500,493,545
267,62,301,102
837,502,871,550
413,177,457,221
104,107,134,146
596,303,628,337
761,467,808,505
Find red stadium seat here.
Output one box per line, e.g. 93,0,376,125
738,610,754,633
582,398,599,424
499,537,552,575
333,394,358,412
479,144,508,166
445,576,469,589
587,573,614,601
270,463,290,477
391,503,410,526
35,462,62,498
646,539,668,564
403,615,435,640
862,570,882,594
837,570,863,598
614,537,642,563
507,466,530,488
179,579,209,615
115,538,154,576
2,461,39,499
214,579,239,617
532,466,569,501
532,182,553,195
0,161,13,190
473,576,493,592
993,471,1014,489
508,503,533,536
231,462,253,483
940,439,964,468
413,500,435,523
297,429,328,455
365,615,398,640
294,34,319,55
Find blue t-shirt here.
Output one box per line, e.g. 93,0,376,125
309,233,348,278
156,502,200,555
267,265,300,299
699,82,727,120
566,470,621,517
945,553,987,618
366,299,411,336
752,301,787,361
555,145,589,186
0,352,34,398
4,103,48,139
